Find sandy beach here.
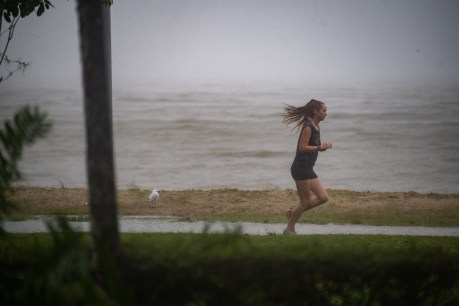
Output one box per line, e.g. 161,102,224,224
6,187,459,226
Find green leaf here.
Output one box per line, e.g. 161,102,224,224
19,5,27,18
0,130,6,145
12,6,19,18
3,12,12,23
37,3,45,16
0,105,52,218
45,0,55,7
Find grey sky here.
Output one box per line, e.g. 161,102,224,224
4,0,459,87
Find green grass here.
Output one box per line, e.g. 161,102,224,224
3,187,459,305
2,232,459,305
3,232,459,253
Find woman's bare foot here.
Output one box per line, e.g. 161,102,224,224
282,227,297,235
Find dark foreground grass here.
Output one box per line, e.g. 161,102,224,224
1,232,459,305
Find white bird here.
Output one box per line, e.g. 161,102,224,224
148,189,160,203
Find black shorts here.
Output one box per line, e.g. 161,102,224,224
291,160,318,181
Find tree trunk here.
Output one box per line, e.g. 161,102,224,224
76,0,119,254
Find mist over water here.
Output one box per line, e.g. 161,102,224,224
1,81,458,193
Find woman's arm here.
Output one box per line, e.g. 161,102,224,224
298,126,318,152
298,127,333,152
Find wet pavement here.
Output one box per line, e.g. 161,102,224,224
3,216,459,236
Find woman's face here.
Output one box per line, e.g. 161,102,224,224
315,104,328,121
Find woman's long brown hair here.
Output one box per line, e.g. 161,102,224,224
282,99,324,133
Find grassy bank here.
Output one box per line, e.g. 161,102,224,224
1,232,459,305
3,187,459,305
6,187,459,226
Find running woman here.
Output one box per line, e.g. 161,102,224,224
282,99,333,235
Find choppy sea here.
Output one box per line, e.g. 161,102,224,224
1,81,458,193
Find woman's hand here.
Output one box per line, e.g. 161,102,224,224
320,141,333,151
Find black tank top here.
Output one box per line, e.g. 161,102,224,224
294,121,321,164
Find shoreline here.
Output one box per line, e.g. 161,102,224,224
9,185,459,195
11,183,459,195
6,187,459,227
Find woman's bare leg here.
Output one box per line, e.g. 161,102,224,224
309,178,329,208
284,178,328,234
284,180,311,233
